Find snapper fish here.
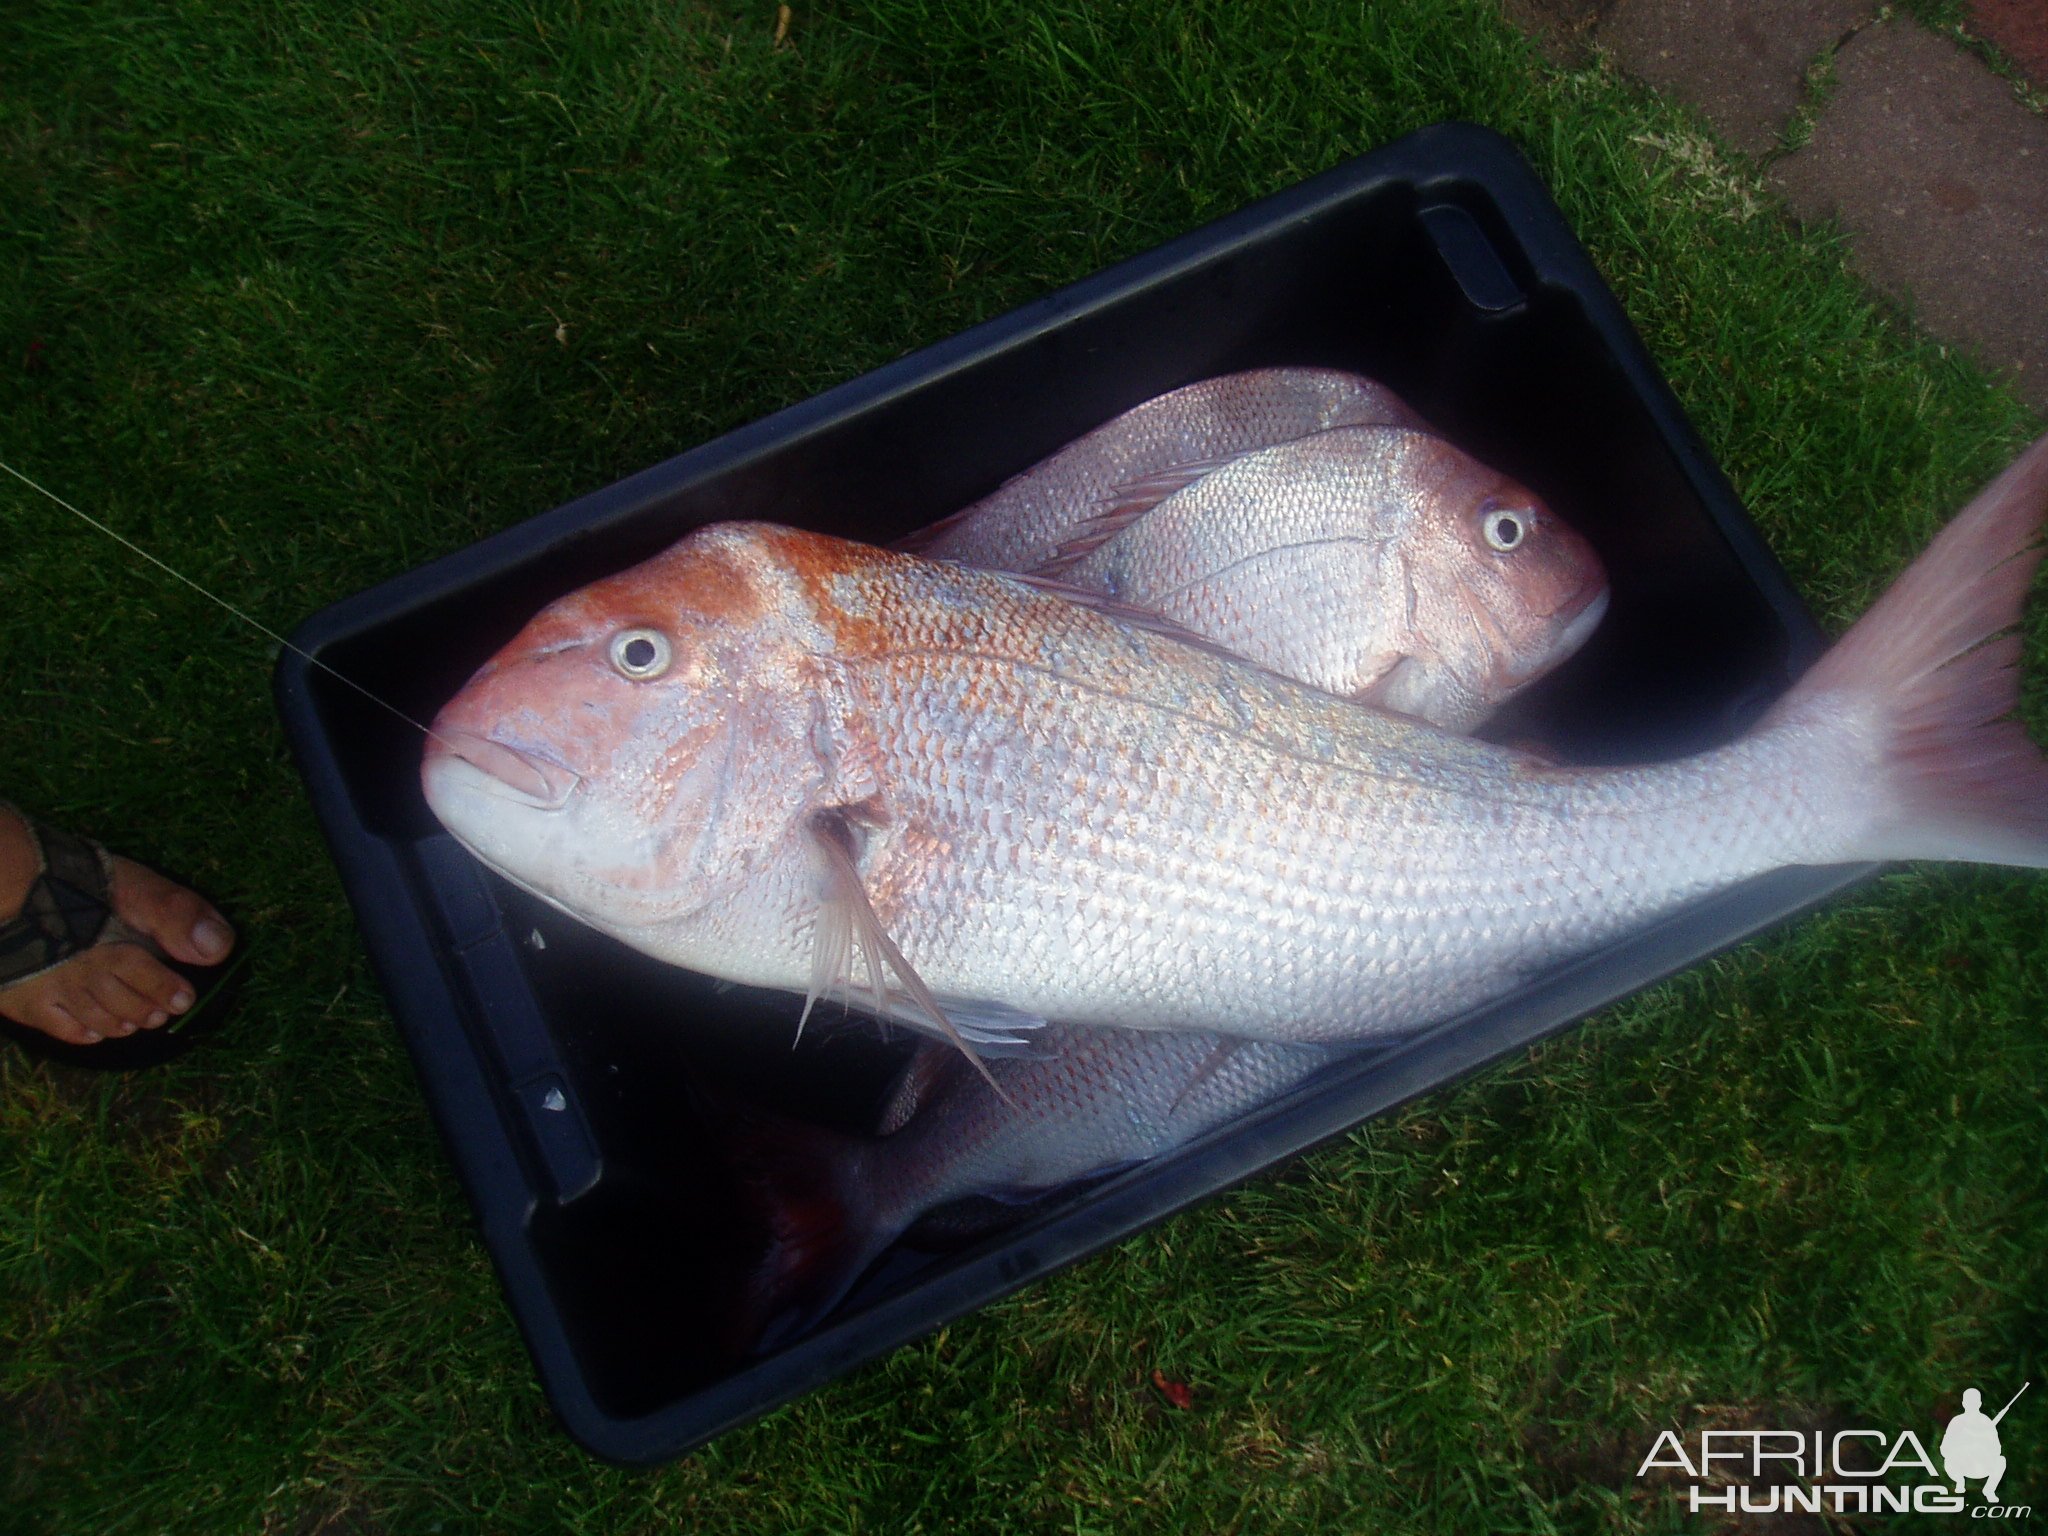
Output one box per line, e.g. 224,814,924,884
902,369,1605,730
421,434,2048,1066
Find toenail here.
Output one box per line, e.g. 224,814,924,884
120,1021,137,1035
171,989,194,1013
147,1010,168,1028
83,1030,102,1043
193,919,231,959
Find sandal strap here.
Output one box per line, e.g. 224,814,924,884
0,808,119,989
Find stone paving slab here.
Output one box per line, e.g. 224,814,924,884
1599,0,1872,155
1498,0,2048,414
1968,0,2048,91
1770,19,2048,411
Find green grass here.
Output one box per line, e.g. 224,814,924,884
2,1,2043,1531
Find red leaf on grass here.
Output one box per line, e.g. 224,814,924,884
1150,1368,1193,1410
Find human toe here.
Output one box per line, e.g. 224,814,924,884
53,992,120,1044
109,858,234,967
31,999,107,1047
89,966,168,1033
105,943,192,1019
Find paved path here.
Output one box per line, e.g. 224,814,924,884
1505,0,2048,413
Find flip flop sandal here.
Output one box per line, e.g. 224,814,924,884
0,808,247,1071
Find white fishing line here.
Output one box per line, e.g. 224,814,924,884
0,457,457,749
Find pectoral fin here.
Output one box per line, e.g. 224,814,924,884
1098,458,1236,521
803,811,1013,1102
1033,458,1237,576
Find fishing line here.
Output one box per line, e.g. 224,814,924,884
0,458,458,750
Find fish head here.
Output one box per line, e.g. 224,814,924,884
1368,440,1609,725
421,523,871,933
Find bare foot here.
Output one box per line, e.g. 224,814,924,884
0,808,235,1047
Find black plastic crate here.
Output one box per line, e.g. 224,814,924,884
273,122,1871,1463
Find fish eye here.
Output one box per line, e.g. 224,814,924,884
608,628,672,680
1482,505,1527,552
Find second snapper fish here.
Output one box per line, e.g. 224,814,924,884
903,368,1606,730
422,435,2048,1060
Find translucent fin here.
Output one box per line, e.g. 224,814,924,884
930,995,1049,1049
1031,507,1145,578
805,813,1013,1102
1099,457,1237,520
1350,656,1418,712
1767,431,2048,867
797,878,854,1047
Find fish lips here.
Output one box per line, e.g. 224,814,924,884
1549,583,1611,667
423,728,583,810
1489,580,1610,693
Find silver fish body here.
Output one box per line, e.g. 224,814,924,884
421,433,2048,1053
670,574,1823,1042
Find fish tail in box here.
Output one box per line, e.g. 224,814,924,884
732,1114,902,1351
1765,431,2048,868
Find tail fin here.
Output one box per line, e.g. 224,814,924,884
1765,432,2048,867
729,1111,905,1354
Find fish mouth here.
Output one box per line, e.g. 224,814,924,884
425,728,581,809
1553,584,1611,661
1494,582,1609,689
